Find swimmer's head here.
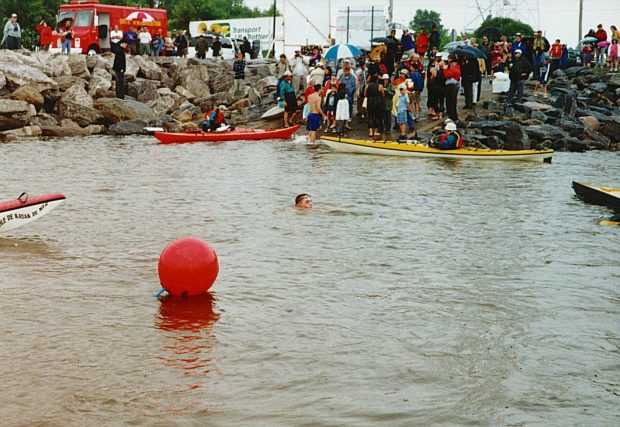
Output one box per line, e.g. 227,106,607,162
295,193,312,208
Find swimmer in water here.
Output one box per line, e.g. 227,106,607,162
295,193,312,209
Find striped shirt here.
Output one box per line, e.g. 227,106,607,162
233,59,246,80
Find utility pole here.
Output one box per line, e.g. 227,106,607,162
578,0,583,40
388,0,393,23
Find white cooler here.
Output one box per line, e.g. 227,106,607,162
492,72,510,93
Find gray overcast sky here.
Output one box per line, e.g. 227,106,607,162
245,0,618,47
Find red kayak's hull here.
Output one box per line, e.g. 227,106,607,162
155,125,301,144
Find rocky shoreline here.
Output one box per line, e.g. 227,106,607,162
0,49,618,151
0,50,277,140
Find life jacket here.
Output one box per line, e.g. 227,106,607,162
438,131,463,149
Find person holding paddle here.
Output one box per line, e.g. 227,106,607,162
201,105,228,132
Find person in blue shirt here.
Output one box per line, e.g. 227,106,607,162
430,121,463,149
401,28,415,57
511,33,526,61
339,67,357,124
123,26,138,55
232,52,247,96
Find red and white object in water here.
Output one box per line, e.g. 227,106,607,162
0,193,65,232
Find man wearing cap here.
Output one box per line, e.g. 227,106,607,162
511,33,526,61
401,28,415,57
2,13,21,50
113,39,127,99
201,105,228,132
531,30,549,79
507,48,531,105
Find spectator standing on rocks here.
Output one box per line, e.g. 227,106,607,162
164,31,175,56
594,24,608,66
339,67,357,124
384,29,398,76
60,20,73,55
35,20,53,52
152,30,164,56
356,60,368,119
559,44,569,69
174,30,188,58
124,26,138,55
461,57,478,109
428,25,441,59
275,53,292,98
479,36,492,74
610,25,620,42
280,71,298,127
401,28,415,57
232,51,247,97
531,30,549,79
2,13,21,50
415,28,429,58
364,74,384,139
582,42,594,67
211,36,222,58
110,24,123,53
609,39,618,72
381,73,394,135
194,33,208,59
443,55,461,122
506,49,531,105
511,33,526,61
113,40,127,99
533,55,551,98
241,36,252,59
138,27,152,56
549,39,562,74
290,50,309,95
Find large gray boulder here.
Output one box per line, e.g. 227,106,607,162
45,55,73,77
504,123,530,150
148,96,175,116
94,98,156,122
0,72,5,90
107,119,148,135
0,61,58,92
598,116,620,141
175,64,211,98
128,79,159,103
10,86,45,110
0,99,32,130
67,54,90,77
132,55,162,80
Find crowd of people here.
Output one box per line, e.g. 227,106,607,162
271,22,618,143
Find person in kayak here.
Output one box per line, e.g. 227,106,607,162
430,121,463,150
295,194,313,209
201,105,228,132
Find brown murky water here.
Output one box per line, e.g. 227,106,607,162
1,135,618,425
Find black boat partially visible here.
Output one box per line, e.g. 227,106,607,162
572,181,620,210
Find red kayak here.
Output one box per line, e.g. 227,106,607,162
0,192,66,232
154,125,301,144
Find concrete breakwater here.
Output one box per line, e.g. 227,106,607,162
0,50,277,139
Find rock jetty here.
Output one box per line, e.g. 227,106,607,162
0,50,277,140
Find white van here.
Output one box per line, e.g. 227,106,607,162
188,32,239,59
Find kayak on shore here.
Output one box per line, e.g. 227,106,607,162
572,181,620,210
320,136,554,162
0,193,66,233
154,125,301,144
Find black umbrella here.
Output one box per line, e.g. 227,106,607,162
462,45,487,59
480,26,501,42
371,36,397,45
419,19,436,29
453,48,476,59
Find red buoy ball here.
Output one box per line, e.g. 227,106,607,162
158,237,219,297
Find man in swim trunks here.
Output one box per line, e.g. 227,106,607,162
306,83,327,143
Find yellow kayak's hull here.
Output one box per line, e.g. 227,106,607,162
320,136,554,162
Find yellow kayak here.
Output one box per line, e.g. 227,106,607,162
320,136,554,162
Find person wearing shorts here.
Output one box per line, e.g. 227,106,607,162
306,84,327,143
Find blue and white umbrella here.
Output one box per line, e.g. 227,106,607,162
324,43,363,60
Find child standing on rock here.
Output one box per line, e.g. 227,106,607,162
534,56,551,98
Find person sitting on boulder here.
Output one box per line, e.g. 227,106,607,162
430,121,463,150
201,105,228,132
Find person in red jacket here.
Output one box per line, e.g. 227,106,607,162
201,105,228,132
594,24,608,66
35,19,53,51
443,55,461,122
549,39,563,73
415,28,429,57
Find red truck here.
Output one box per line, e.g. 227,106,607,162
55,0,167,54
